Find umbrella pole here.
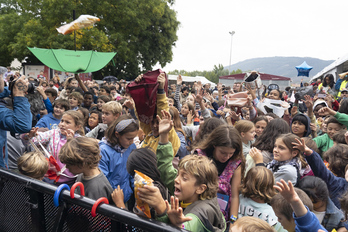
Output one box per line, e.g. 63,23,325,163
73,7,76,51
75,73,88,93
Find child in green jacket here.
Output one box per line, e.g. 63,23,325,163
313,107,348,154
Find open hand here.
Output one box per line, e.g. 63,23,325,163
217,83,222,92
230,111,241,121
195,90,204,104
64,129,75,139
157,110,173,135
303,95,313,109
28,127,39,139
204,92,213,103
177,75,182,86
290,106,298,117
249,147,263,164
292,138,307,153
274,179,300,205
166,196,192,228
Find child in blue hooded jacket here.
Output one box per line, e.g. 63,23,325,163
99,115,139,204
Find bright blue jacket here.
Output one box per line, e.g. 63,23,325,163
0,96,32,168
43,98,53,113
295,206,327,232
305,150,348,209
98,140,136,203
36,113,60,130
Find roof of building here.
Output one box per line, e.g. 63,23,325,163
310,52,348,81
219,73,291,81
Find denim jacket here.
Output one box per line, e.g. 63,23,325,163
322,198,345,231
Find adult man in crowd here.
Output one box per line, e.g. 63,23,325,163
0,67,32,168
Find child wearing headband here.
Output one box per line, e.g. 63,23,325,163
99,115,139,205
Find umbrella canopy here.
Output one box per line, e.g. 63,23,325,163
28,47,116,74
103,76,118,82
296,61,313,77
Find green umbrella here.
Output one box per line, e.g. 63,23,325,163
28,47,116,74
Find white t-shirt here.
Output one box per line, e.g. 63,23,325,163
313,210,326,224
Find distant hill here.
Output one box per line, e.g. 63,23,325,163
226,57,334,83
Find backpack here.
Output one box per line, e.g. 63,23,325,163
126,69,168,124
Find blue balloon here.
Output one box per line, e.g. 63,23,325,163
296,61,313,77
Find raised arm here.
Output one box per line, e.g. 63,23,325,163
157,110,178,194
0,76,32,133
74,74,88,93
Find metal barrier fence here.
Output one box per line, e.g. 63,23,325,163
0,168,186,232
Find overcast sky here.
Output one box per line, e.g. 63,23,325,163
157,0,348,72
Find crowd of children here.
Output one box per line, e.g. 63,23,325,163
4,71,348,232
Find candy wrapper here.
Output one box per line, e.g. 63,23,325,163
57,15,100,35
134,170,153,218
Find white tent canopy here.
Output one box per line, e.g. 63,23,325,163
168,75,216,88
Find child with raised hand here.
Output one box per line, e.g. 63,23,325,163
251,133,307,187
138,110,226,231
293,137,348,209
98,114,139,204
314,106,348,153
21,110,84,185
59,137,113,201
238,166,286,232
135,73,180,156
274,179,327,232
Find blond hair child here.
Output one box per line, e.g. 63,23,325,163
85,101,122,140
17,152,49,180
230,216,275,232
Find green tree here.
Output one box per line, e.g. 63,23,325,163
0,0,179,79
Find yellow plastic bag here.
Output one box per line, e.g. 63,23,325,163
134,170,153,218
57,15,100,35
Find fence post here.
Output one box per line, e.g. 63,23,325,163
27,189,46,232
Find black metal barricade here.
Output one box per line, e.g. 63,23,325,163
0,168,186,232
